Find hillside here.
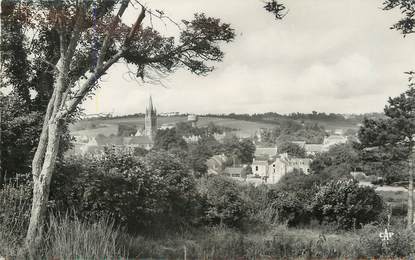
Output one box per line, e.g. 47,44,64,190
70,115,360,138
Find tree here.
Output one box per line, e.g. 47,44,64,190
311,180,384,230
264,1,287,20
2,1,235,253
0,95,43,182
52,149,197,233
383,0,415,36
359,86,415,227
278,142,306,158
201,175,248,228
223,136,255,164
380,1,415,227
154,128,188,152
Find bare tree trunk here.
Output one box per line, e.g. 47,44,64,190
26,120,61,255
408,157,414,228
25,58,64,255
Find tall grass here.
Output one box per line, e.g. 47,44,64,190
43,214,124,259
0,182,31,256
1,182,414,258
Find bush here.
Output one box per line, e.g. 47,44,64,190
311,180,384,229
199,176,249,228
358,224,415,258
51,148,198,234
267,189,312,226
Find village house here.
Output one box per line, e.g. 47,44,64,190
252,159,270,179
224,167,245,178
250,153,312,185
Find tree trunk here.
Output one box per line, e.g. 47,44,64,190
408,157,414,228
26,121,61,256
25,58,64,256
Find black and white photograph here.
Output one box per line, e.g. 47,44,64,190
1,0,415,258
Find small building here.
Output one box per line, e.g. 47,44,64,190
252,159,269,180
183,135,201,144
159,123,176,130
188,114,198,127
266,153,312,184
224,167,245,178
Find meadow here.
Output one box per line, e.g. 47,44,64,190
70,115,359,138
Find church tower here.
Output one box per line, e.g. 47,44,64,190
145,96,157,139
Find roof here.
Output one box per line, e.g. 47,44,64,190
94,136,123,146
255,147,278,157
224,167,244,175
305,144,325,153
126,136,154,145
325,135,347,141
93,136,153,146
252,160,269,166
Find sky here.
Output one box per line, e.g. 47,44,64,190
82,0,415,116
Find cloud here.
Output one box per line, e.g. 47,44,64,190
82,0,415,115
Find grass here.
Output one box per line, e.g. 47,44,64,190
2,214,415,258
1,182,414,258
70,116,281,138
0,182,31,256
43,214,124,259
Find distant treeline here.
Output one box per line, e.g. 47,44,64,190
83,111,385,123
202,112,385,124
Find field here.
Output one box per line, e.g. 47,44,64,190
70,115,359,138
70,116,281,138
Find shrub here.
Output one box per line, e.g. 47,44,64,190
199,176,249,228
358,224,415,258
311,180,384,229
51,148,198,234
266,189,312,226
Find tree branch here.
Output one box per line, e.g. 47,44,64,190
96,0,130,69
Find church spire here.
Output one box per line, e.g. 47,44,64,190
145,95,157,139
148,95,154,111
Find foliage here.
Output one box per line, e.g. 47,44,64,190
310,143,360,179
358,224,415,257
278,142,306,158
311,180,384,229
0,182,32,256
383,0,415,36
267,189,312,226
117,124,137,137
223,136,255,164
358,87,415,182
199,176,249,228
264,1,287,20
0,95,43,180
154,128,188,151
51,148,197,233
